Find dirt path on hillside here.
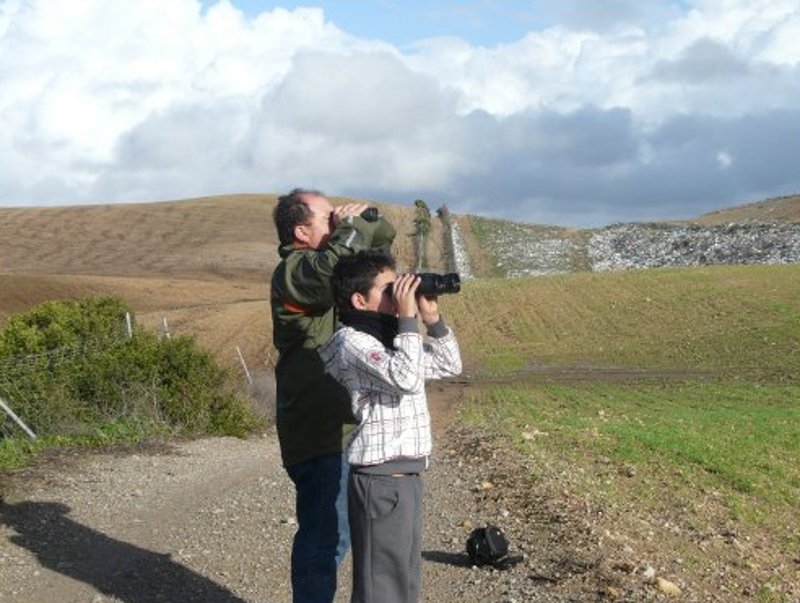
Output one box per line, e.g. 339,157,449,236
1,384,796,602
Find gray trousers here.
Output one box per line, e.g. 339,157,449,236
348,470,423,603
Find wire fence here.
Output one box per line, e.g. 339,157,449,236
0,313,276,441
0,318,131,440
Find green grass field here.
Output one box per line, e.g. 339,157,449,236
446,264,800,564
447,264,800,380
3,262,798,582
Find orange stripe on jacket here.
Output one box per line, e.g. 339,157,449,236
283,301,309,314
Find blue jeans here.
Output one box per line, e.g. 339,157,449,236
286,452,350,603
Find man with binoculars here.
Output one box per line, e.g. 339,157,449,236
270,188,395,603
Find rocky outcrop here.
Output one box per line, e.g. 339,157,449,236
471,218,800,277
588,222,800,272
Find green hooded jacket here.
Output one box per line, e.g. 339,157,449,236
270,214,395,467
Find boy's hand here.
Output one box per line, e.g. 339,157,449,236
392,273,420,319
418,294,440,326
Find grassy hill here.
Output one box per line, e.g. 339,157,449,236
0,194,455,367
692,193,800,225
448,263,799,381
2,194,799,597
0,193,458,281
1,192,799,370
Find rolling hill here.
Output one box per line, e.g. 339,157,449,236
2,193,798,603
692,193,800,224
1,193,799,370
0,194,456,368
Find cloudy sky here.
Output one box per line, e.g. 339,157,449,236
1,0,798,227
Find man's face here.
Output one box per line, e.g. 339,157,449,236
361,268,397,315
296,194,334,249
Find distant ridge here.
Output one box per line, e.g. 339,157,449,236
691,194,800,225
467,194,800,277
3,191,799,362
0,193,449,365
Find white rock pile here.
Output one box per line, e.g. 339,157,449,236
476,219,800,277
588,222,800,272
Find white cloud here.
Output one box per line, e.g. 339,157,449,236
265,51,449,141
407,0,800,126
0,0,798,226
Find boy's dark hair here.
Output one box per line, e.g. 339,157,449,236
332,249,396,311
273,188,321,245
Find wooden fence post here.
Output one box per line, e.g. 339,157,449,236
235,346,253,387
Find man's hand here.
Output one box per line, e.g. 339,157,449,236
331,203,369,229
392,273,420,319
417,294,440,326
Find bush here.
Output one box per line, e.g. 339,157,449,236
0,296,260,442
0,297,129,355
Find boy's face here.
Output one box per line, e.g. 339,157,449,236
362,268,398,315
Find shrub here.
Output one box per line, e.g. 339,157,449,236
0,296,260,442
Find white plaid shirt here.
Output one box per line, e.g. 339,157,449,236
319,321,462,467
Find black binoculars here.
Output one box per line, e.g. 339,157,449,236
389,272,461,296
359,205,460,295
360,207,380,222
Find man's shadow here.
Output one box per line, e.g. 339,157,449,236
0,499,246,603
422,550,473,567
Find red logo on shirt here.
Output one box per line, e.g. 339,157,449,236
369,351,383,363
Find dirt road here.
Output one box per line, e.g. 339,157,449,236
0,384,568,603
1,385,788,602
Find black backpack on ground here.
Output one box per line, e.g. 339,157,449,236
466,524,509,567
